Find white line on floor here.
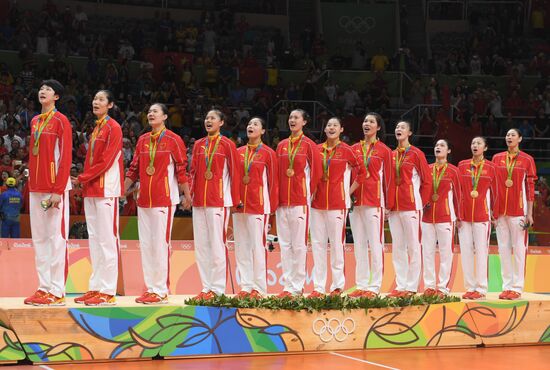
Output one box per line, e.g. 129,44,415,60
330,351,400,370
39,365,55,370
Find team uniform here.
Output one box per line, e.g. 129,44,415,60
421,163,461,295
493,151,537,297
127,129,189,300
77,116,123,302
457,159,498,297
28,109,72,303
190,134,240,296
233,143,279,295
349,139,392,294
387,145,431,294
310,142,358,294
276,133,322,295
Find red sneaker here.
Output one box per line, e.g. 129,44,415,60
435,290,447,298
468,291,486,300
363,290,378,299
329,288,342,297
499,290,512,300
84,293,116,306
348,289,367,298
32,293,65,306
249,290,262,299
74,291,99,304
192,291,210,300
309,291,325,298
276,291,293,298
462,291,474,299
236,291,250,299
139,293,168,305
423,288,438,297
387,289,405,298
135,292,151,303
506,291,521,300
202,291,217,301
24,290,47,305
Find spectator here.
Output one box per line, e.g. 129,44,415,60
3,127,24,153
371,47,390,73
0,177,23,238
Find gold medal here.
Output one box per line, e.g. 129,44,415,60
286,168,295,177
32,146,39,156
432,194,439,202
322,173,329,181
505,179,513,187
366,171,371,179
243,175,250,184
146,166,155,176
205,170,213,180
470,190,479,198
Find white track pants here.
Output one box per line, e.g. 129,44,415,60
193,207,230,295
276,206,309,294
349,206,384,293
233,213,268,295
496,216,528,293
30,192,70,298
85,197,120,295
388,210,422,292
421,222,454,294
137,206,175,297
310,208,347,293
458,221,490,295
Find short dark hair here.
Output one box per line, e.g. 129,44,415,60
41,79,64,97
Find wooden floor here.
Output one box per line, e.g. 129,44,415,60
5,346,550,369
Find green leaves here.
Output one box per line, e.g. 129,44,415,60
184,294,460,312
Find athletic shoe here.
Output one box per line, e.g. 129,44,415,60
435,290,447,298
499,290,512,300
348,289,368,298
423,288,438,297
249,290,262,299
363,290,378,299
192,291,211,300
329,288,342,297
309,291,325,298
74,291,99,304
276,291,293,298
135,292,152,303
468,291,486,300
32,293,65,306
403,291,416,298
236,290,250,299
506,291,521,300
140,293,168,305
462,291,475,299
387,289,405,298
24,290,47,305
84,293,116,306
202,291,217,301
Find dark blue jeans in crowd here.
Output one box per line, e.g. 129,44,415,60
1,219,20,238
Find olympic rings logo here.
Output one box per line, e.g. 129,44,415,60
312,317,356,342
338,16,376,34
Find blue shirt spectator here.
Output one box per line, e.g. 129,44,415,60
0,177,23,238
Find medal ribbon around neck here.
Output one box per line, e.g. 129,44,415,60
506,151,519,183
89,115,109,165
33,108,57,152
432,162,448,196
470,159,485,194
287,133,303,171
204,134,222,175
244,143,262,177
395,145,411,184
323,141,339,177
148,127,166,170
362,139,377,175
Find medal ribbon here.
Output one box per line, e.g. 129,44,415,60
470,159,485,193
505,151,519,182
204,134,222,174
432,163,448,195
148,128,166,169
395,145,411,184
89,115,109,165
322,141,339,177
33,109,57,150
244,143,262,176
287,133,303,171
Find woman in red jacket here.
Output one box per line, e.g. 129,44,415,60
421,139,461,298
276,109,323,297
125,103,191,304
493,128,537,300
458,136,498,300
233,117,278,298
348,112,392,298
190,109,240,300
309,117,359,297
72,90,123,306
387,121,432,298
